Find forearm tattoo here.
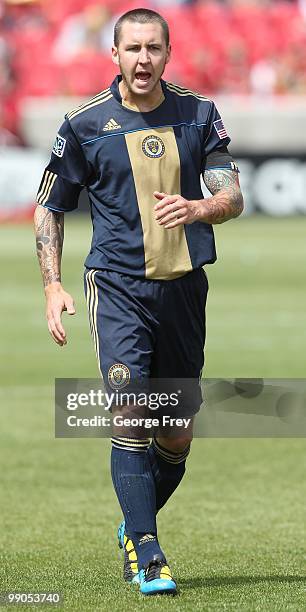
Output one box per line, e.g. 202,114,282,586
34,205,64,287
203,168,244,224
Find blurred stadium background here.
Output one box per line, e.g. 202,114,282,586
1,0,306,610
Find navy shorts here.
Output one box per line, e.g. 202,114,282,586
84,267,208,416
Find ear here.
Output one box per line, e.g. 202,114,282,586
165,44,171,65
112,45,119,66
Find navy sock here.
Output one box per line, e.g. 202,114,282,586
111,436,165,569
147,437,190,512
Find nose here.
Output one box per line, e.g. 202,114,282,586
138,46,150,64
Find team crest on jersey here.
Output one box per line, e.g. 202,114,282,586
142,135,165,158
108,363,130,389
52,134,66,157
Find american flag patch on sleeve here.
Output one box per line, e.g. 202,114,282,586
213,119,228,139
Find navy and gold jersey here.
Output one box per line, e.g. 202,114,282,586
37,75,232,280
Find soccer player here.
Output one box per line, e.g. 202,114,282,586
34,8,243,596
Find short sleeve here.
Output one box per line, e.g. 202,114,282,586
202,102,231,164
36,118,90,212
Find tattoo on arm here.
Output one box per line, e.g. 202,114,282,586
203,168,244,224
34,205,64,287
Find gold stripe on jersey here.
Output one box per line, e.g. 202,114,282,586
41,173,57,205
125,127,192,280
68,94,113,120
37,169,51,202
37,170,57,205
67,89,112,120
86,269,102,377
166,80,209,95
66,87,110,118
166,80,210,99
166,82,210,102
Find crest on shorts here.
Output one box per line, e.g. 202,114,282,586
108,363,130,389
52,134,66,158
142,135,165,158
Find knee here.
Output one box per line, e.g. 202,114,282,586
156,436,193,454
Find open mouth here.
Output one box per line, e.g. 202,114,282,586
135,71,151,84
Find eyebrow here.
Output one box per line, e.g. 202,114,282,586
124,41,162,46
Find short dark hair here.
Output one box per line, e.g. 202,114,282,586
114,8,170,47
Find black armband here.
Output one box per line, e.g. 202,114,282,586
203,146,239,172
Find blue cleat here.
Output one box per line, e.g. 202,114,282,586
117,521,125,549
117,521,140,584
139,555,177,596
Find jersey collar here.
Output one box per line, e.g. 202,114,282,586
110,75,166,113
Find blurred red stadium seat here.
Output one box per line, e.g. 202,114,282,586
62,53,117,96
1,0,305,117
16,58,63,97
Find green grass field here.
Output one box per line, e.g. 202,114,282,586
1,216,306,611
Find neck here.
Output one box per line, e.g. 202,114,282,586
119,78,164,112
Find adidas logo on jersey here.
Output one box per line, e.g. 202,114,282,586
103,118,121,131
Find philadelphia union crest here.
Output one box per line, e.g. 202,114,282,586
142,135,165,158
108,363,130,389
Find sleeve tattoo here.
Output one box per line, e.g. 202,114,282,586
34,205,64,287
203,168,244,224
